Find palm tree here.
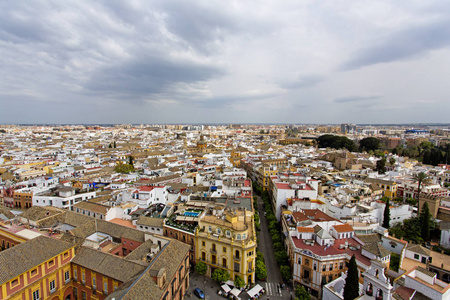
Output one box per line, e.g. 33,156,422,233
412,172,431,210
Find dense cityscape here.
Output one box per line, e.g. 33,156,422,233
2,1,450,299
0,124,449,300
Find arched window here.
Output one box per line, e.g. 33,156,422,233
226,230,231,237
235,250,240,259
236,234,241,240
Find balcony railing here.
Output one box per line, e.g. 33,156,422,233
301,278,310,285
211,249,217,254
234,256,241,261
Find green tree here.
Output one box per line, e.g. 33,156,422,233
359,137,381,152
420,202,432,241
376,157,386,174
295,285,310,300
383,198,390,228
390,253,400,272
280,265,291,281
389,157,396,166
255,260,267,280
413,172,430,210
317,134,356,151
275,250,288,265
211,268,230,283
234,275,245,288
195,262,207,275
343,255,359,300
114,162,134,174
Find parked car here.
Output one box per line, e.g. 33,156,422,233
194,287,205,299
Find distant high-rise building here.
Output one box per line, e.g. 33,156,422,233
341,123,356,134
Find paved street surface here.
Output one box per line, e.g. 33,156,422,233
186,195,293,300
256,195,292,299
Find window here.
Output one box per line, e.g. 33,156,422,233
82,291,87,300
82,272,85,284
313,263,317,271
30,269,38,276
64,271,70,283
74,269,78,281
202,241,205,247
11,279,19,286
242,233,247,239
208,226,212,232
226,230,231,237
223,247,227,253
48,259,54,267
104,281,108,294
329,264,333,271
217,228,221,234
50,280,56,293
73,287,78,298
237,234,241,240
92,277,96,289
234,262,240,272
305,259,309,266
33,290,40,300
322,264,326,271
414,254,420,260
64,251,69,258
339,262,343,269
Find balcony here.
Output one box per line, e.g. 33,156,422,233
301,278,311,285
234,256,241,261
211,249,217,254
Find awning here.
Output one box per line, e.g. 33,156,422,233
224,280,235,287
247,284,263,298
230,287,241,297
221,284,231,293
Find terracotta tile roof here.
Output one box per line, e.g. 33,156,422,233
406,244,430,256
136,216,164,227
297,227,314,233
0,235,74,285
356,234,381,245
72,246,146,282
73,201,110,214
333,223,354,233
362,242,390,258
116,240,190,300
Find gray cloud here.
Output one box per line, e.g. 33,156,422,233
1,1,450,124
84,56,224,99
341,19,450,70
280,75,324,90
334,95,382,103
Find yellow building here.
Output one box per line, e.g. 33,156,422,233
0,235,75,300
195,199,257,285
365,178,397,199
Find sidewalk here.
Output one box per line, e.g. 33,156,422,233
187,271,273,300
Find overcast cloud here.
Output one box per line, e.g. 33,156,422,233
0,0,449,124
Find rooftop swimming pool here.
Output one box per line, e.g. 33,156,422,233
184,211,200,217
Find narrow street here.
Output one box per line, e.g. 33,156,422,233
256,195,292,299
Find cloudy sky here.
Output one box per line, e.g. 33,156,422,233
1,1,449,124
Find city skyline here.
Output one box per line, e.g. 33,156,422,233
1,1,449,124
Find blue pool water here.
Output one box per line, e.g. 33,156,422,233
184,211,200,217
